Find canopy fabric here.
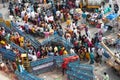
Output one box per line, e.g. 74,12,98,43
106,13,118,20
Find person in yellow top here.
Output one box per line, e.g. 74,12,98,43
49,29,54,35
67,13,71,20
5,20,11,27
20,41,24,48
31,27,35,33
85,51,90,60
63,49,68,55
19,36,24,47
0,40,6,46
19,36,24,43
66,19,71,26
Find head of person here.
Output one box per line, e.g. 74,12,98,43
104,72,107,75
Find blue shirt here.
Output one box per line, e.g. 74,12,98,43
82,13,87,18
24,23,29,30
90,52,94,59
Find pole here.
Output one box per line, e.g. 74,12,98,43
101,41,120,64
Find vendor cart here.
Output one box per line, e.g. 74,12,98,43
103,35,116,47
104,13,119,31
101,42,120,75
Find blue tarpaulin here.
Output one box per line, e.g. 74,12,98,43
106,13,118,20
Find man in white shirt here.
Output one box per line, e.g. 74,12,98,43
5,44,11,50
54,46,58,53
103,72,109,80
67,37,71,43
44,14,48,22
18,0,21,4
115,53,119,58
97,48,104,64
37,6,41,13
70,48,75,54
21,10,26,18
32,55,37,61
71,21,76,28
56,10,61,17
31,11,35,19
73,28,77,35
97,48,104,56
75,0,80,8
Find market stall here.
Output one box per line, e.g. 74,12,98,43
104,13,119,30
88,13,99,25
101,42,120,75
103,35,116,47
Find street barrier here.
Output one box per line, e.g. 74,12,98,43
30,56,54,75
10,42,27,53
0,48,16,61
15,70,44,80
11,21,40,49
67,61,95,80
0,21,11,33
41,34,73,50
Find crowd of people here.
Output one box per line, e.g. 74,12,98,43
1,0,120,80
0,0,120,65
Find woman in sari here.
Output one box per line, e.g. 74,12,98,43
90,50,95,64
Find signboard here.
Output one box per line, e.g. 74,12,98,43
32,62,54,71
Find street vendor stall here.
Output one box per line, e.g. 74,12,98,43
102,13,119,31
89,13,99,25
103,34,116,47
101,42,120,75
104,13,118,26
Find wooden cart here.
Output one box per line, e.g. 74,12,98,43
106,59,120,75
101,42,120,75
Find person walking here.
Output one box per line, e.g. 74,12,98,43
103,72,109,80
114,4,119,14
85,26,88,37
97,48,104,64
62,61,68,76
82,11,87,24
90,50,95,64
2,0,5,8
